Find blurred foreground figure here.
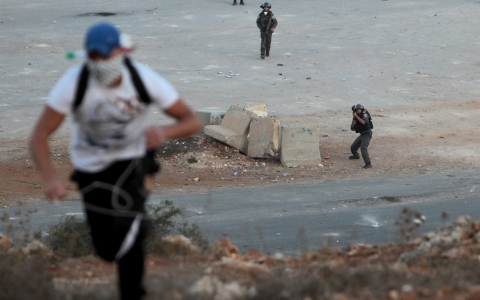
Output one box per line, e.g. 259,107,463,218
30,22,202,300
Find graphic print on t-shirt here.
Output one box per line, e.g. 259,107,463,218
82,96,145,149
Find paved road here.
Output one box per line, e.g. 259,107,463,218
2,0,480,139
2,171,478,255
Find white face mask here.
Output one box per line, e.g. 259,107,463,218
87,55,123,86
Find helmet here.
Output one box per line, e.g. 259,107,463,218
354,103,364,111
260,2,271,8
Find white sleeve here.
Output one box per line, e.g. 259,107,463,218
47,65,83,115
133,62,180,110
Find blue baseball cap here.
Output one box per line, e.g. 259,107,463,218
85,22,121,57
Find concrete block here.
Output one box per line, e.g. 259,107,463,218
245,103,268,118
247,117,275,158
196,110,227,132
272,119,280,151
280,126,321,167
204,106,253,153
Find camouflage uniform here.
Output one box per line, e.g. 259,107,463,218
256,9,278,58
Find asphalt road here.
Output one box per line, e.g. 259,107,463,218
2,171,479,256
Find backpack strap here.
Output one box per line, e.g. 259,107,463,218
72,57,152,113
72,64,90,112
123,56,152,105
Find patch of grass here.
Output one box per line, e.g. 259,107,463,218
44,216,93,258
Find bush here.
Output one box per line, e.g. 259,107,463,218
147,200,209,253
39,200,208,258
44,216,93,258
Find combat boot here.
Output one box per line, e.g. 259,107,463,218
232,0,237,5
240,0,245,4
266,50,269,57
261,50,265,59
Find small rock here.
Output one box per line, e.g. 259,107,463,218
0,234,13,249
162,235,198,255
193,177,200,182
21,240,51,256
306,77,311,80
53,20,57,24
277,63,283,66
401,284,413,293
213,238,239,259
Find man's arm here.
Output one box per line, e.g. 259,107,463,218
351,118,356,131
271,14,278,32
256,14,262,30
144,99,203,150
353,111,365,124
30,106,67,200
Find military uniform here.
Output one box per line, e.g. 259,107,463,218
256,3,278,59
350,104,373,168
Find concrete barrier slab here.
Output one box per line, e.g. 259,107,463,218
247,117,274,158
204,106,253,153
280,126,321,167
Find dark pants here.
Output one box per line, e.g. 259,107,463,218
351,133,372,165
72,156,157,300
260,31,273,54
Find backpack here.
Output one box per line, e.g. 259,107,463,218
72,56,151,112
364,109,373,129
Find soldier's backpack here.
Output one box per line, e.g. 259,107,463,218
364,109,374,129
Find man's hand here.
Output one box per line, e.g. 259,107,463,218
144,127,166,150
44,178,67,201
270,28,275,32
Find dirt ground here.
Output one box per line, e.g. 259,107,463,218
1,99,479,207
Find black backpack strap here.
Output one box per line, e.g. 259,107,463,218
123,56,152,105
72,57,151,113
72,64,89,112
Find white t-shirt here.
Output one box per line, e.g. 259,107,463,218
47,60,179,173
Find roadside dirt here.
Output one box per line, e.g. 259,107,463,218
1,99,479,207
